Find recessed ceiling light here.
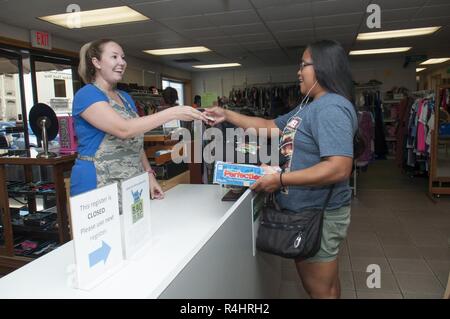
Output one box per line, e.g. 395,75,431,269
193,63,241,69
416,68,426,72
357,26,441,40
39,6,149,29
349,47,411,55
420,58,450,65
144,46,211,55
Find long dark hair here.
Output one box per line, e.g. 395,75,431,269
307,40,365,159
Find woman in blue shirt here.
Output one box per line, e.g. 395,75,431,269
71,39,207,198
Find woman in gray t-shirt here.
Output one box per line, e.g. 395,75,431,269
206,40,363,299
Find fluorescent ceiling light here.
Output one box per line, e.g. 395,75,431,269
357,26,441,40
420,58,450,65
349,47,411,55
144,46,211,55
416,68,426,72
38,6,149,29
193,63,241,69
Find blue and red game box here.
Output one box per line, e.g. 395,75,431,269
213,161,264,187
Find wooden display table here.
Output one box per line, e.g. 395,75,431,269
0,150,75,272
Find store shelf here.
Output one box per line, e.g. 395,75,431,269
7,190,56,197
383,99,402,104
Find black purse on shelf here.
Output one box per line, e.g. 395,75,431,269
256,185,334,259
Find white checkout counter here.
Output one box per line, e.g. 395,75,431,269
0,185,281,298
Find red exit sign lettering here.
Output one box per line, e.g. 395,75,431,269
30,30,52,50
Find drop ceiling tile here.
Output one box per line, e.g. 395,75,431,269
180,27,227,38
279,37,314,48
251,0,310,9
416,4,450,19
210,45,249,58
121,0,172,4
266,17,313,32
312,0,364,16
232,33,273,43
314,12,363,28
133,0,252,19
242,41,279,51
220,23,268,36
159,15,214,30
328,33,357,45
410,17,450,28
205,10,260,26
274,29,315,40
358,20,409,32
368,0,427,10
426,0,450,4
315,24,359,37
69,20,167,39
197,36,236,46
257,2,312,21
381,7,422,22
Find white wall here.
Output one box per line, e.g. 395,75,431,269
418,63,450,91
192,57,417,100
350,57,417,93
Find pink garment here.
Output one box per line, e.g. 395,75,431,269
417,100,426,153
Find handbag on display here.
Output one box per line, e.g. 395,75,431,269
256,185,334,259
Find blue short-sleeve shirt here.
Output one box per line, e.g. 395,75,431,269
70,84,137,196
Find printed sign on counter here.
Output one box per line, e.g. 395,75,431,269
69,183,124,290
120,172,152,259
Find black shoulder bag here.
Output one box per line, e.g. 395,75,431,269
256,185,334,259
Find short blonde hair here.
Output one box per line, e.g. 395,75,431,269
78,39,114,83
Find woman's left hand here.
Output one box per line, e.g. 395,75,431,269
149,175,165,199
250,173,281,193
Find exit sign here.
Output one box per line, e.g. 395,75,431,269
30,30,52,50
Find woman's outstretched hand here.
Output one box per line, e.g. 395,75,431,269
171,105,211,122
204,107,226,125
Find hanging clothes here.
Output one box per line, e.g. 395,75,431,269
404,94,435,173
372,92,388,158
356,111,375,166
228,84,301,118
395,97,414,167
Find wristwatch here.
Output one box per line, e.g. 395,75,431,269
146,168,156,177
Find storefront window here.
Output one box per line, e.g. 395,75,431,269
32,60,74,115
0,56,22,122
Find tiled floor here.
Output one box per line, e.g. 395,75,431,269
278,160,450,299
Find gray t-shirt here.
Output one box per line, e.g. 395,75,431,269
274,93,357,211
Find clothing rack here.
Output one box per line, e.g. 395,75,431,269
412,89,434,96
429,85,450,199
232,81,298,88
129,92,164,116
228,83,301,118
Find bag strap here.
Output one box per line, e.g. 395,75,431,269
321,185,335,212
